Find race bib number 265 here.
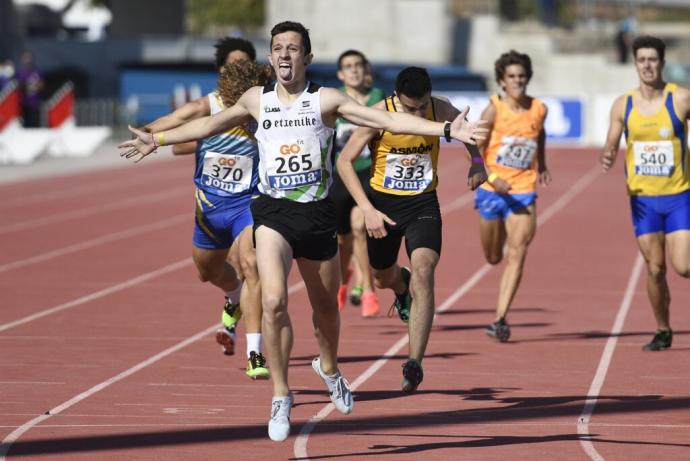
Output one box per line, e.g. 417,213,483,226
266,138,322,190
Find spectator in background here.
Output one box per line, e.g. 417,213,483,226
615,15,637,64
0,58,15,89
16,50,44,127
331,50,385,317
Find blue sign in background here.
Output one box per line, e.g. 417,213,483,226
120,70,218,124
120,65,487,125
541,97,583,142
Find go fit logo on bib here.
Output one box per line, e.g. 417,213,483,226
217,156,237,166
398,155,422,166
280,144,301,155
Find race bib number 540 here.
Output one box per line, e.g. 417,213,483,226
266,138,322,190
633,141,674,177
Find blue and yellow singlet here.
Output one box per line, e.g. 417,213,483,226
623,83,689,196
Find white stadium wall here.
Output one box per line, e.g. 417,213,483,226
266,0,452,64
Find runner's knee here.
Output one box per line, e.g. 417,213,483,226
261,292,287,316
646,261,666,280
485,249,503,265
411,264,434,287
195,262,224,284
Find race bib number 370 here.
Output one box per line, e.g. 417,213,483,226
202,152,253,193
633,141,674,177
266,138,322,190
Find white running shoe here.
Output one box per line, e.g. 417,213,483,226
311,357,354,414
268,393,293,442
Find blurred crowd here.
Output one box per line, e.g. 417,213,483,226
0,50,44,127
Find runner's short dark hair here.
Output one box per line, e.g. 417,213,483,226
494,50,533,84
337,50,367,69
395,67,431,99
214,37,256,70
270,21,312,55
632,35,665,61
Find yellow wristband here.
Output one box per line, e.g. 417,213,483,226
488,172,498,183
156,132,166,147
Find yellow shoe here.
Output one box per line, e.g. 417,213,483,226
221,298,242,329
246,351,270,380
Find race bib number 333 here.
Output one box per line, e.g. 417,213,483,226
633,141,674,177
266,138,322,190
202,152,253,193
383,153,432,192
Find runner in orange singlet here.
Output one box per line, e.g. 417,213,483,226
474,50,550,342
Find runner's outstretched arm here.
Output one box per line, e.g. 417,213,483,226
119,88,258,161
322,88,487,144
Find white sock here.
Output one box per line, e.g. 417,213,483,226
246,333,262,357
225,282,243,305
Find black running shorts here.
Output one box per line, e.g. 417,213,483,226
366,189,442,270
251,194,338,261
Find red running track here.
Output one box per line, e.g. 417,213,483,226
0,147,688,460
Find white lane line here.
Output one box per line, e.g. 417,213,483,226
0,214,188,274
578,255,644,461
0,281,305,459
0,258,192,333
440,191,474,214
294,165,601,459
0,187,188,235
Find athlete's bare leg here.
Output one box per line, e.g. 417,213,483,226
255,226,293,397
373,263,407,295
407,247,439,361
238,226,261,334
337,234,354,284
479,217,507,265
192,246,240,292
495,205,536,321
351,206,375,292
637,232,671,331
297,254,342,375
667,230,690,278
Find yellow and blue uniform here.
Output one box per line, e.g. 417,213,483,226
623,83,690,236
193,92,259,250
476,94,546,220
